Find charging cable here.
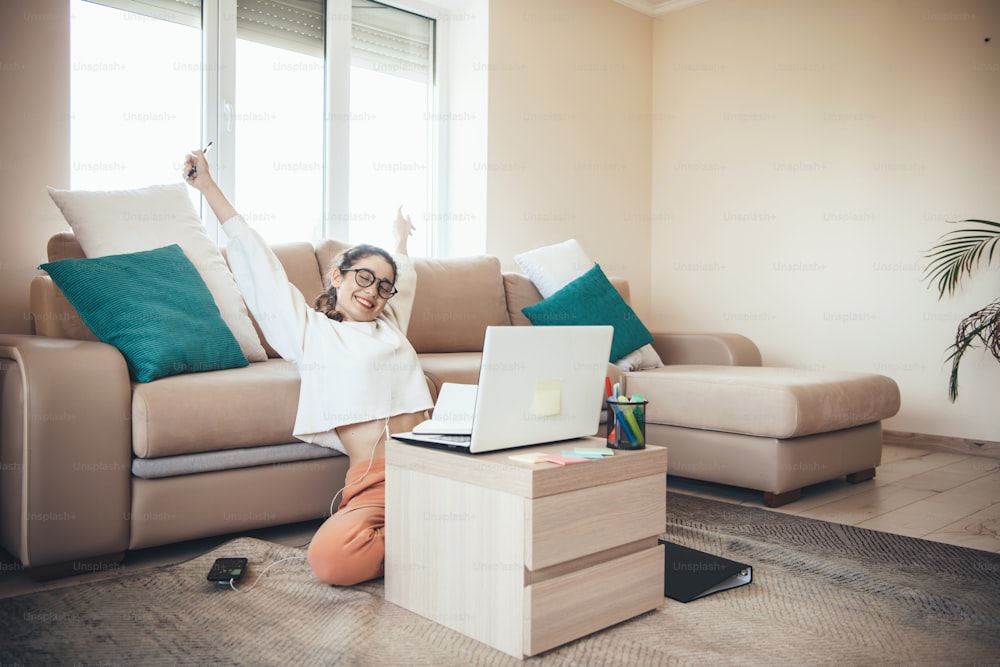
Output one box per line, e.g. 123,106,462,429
228,417,388,592
228,555,307,593
327,416,388,517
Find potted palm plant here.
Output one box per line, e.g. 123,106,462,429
922,219,1000,401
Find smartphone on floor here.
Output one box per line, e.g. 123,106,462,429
207,557,248,584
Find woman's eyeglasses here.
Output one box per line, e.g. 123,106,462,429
341,268,398,299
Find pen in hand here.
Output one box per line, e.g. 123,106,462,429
187,141,214,179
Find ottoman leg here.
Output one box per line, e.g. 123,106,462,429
846,468,876,484
763,488,801,508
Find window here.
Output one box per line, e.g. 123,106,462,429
232,1,327,244
70,0,439,253
348,1,434,254
70,0,201,192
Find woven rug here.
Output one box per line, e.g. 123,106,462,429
1,492,998,666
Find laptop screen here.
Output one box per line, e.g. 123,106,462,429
466,325,613,452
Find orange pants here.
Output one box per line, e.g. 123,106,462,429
307,459,386,586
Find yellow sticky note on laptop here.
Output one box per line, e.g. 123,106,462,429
532,378,561,417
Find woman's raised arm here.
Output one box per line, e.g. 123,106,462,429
182,148,239,224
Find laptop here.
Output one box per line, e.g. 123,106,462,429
393,325,614,453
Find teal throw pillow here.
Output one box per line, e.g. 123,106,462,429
40,244,249,382
521,263,654,361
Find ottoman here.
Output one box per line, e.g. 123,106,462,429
624,365,901,506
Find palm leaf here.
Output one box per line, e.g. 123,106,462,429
922,219,1000,299
943,298,1000,402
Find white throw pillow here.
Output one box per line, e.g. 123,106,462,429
514,238,664,370
614,343,666,372
513,239,595,298
47,183,267,362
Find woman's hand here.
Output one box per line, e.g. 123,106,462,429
182,148,213,192
182,148,238,224
393,206,415,255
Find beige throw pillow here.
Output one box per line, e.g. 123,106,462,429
46,183,267,362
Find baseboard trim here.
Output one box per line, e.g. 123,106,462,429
883,430,1000,459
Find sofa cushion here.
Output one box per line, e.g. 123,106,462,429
40,245,249,383
29,276,93,341
522,263,654,362
34,233,102,341
625,365,901,439
272,242,326,300
314,238,353,290
503,273,543,326
132,442,339,479
406,255,511,353
46,183,267,362
46,231,87,261
417,352,485,398
132,359,301,458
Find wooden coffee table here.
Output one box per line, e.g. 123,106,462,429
385,437,667,658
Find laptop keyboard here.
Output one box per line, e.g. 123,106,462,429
433,434,472,444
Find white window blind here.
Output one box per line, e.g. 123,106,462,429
83,0,434,79
351,0,433,82
237,0,324,58
81,0,201,27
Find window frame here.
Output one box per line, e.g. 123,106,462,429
211,0,446,248
327,0,447,249
73,0,473,253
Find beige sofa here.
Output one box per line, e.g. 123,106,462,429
0,232,899,575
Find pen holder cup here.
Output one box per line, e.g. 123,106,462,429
606,399,647,450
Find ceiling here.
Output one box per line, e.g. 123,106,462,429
612,0,709,17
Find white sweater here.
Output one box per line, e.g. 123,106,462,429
223,215,433,454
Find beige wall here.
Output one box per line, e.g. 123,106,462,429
0,0,70,334
485,0,654,316
651,0,999,440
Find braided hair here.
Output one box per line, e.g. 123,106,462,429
314,244,398,322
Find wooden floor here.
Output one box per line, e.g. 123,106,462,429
669,442,1000,554
1,442,997,600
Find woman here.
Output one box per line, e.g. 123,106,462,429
183,148,433,586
